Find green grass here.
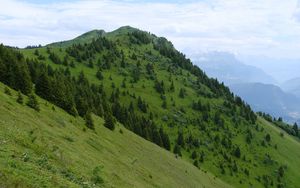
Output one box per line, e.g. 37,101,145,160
0,83,231,188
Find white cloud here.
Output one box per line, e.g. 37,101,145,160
0,0,300,59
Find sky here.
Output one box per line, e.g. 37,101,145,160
1,0,300,59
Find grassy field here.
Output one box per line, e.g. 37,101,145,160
0,82,231,188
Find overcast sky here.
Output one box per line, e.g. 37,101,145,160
1,0,300,59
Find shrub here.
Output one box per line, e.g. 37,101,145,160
17,91,23,104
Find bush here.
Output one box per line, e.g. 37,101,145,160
17,91,23,104
4,87,11,95
91,166,104,185
265,134,271,142
85,112,94,130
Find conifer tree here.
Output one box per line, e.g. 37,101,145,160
26,93,40,111
234,146,241,158
179,88,185,98
177,131,185,147
173,144,182,156
85,112,94,130
159,127,171,150
35,72,52,100
170,80,175,92
104,113,115,131
293,123,298,136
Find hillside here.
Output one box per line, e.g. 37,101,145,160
0,82,230,188
0,26,300,187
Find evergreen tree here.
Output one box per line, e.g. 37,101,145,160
169,80,175,92
159,127,171,150
199,151,205,163
35,72,52,100
293,123,298,136
234,146,241,158
85,112,94,130
154,80,165,94
104,113,115,130
88,59,94,68
265,134,271,142
162,100,167,109
173,144,182,156
70,61,76,68
177,131,185,147
179,88,185,98
26,93,40,111
191,150,197,159
121,54,126,68
152,128,163,147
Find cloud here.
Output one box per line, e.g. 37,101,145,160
0,0,300,59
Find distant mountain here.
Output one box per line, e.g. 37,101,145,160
191,52,300,122
281,77,300,98
238,55,300,83
192,52,277,85
230,82,300,123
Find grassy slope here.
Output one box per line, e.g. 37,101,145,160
257,118,300,187
0,82,231,188
19,28,300,188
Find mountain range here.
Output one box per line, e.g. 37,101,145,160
193,51,300,124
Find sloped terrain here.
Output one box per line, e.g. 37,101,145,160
0,26,299,188
0,82,230,188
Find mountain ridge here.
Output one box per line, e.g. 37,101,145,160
0,26,299,187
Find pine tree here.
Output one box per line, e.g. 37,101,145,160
35,72,52,100
293,123,298,136
17,91,23,104
121,54,126,68
159,127,171,150
234,146,241,158
26,94,40,111
88,59,94,68
104,113,115,131
85,112,94,130
162,100,167,109
177,131,185,147
152,129,163,147
191,150,197,159
179,88,185,98
170,80,175,92
265,134,271,142
173,144,182,156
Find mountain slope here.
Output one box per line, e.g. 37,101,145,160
230,82,300,123
192,51,276,85
48,30,105,48
281,77,300,98
1,26,299,187
0,82,230,188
